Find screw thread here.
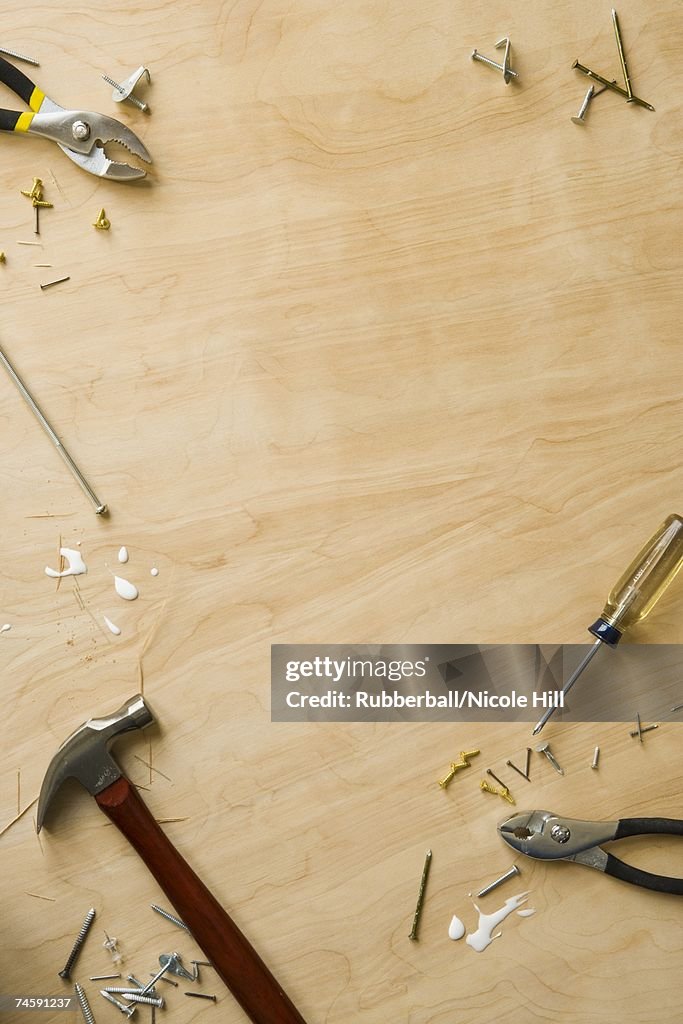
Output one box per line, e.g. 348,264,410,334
59,908,96,979
74,984,96,1024
102,74,125,93
150,904,189,931
0,46,39,65
128,94,149,112
124,994,164,1008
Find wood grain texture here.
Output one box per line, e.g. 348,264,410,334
0,2,681,1022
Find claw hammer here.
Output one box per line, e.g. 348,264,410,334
37,695,309,1024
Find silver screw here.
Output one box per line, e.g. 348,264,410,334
74,985,96,1024
124,994,164,1008
471,49,519,79
150,903,190,931
102,67,151,112
105,988,156,996
0,45,39,65
591,746,600,769
629,723,659,738
571,85,595,124
100,991,136,1018
59,908,96,979
477,863,520,897
535,741,564,775
139,961,171,997
72,119,90,141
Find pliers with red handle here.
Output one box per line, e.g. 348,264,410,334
0,55,151,180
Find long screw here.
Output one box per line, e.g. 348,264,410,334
0,343,107,514
74,985,96,1024
471,49,519,79
150,903,190,931
408,849,432,941
102,73,149,112
123,994,164,1008
59,907,96,979
477,864,520,898
572,60,654,110
0,45,39,65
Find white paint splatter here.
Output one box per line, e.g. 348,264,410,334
150,567,159,577
1,623,11,633
448,915,466,940
466,891,531,952
517,909,536,918
114,575,138,601
103,615,121,636
118,546,129,564
45,547,87,578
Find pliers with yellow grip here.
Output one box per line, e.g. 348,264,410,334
0,55,151,180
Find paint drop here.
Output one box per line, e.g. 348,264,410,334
517,909,536,918
114,576,138,601
45,547,87,578
466,891,531,952
150,567,159,577
118,546,129,564
103,615,121,636
448,915,466,940
1,623,11,633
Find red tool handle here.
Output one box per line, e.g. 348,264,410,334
96,777,309,1024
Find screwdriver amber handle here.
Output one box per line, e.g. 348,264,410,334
590,514,683,644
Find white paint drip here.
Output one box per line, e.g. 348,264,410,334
465,891,531,952
118,546,129,564
1,623,11,633
114,576,138,601
103,615,121,636
150,567,159,577
517,909,536,918
448,915,466,940
45,547,87,578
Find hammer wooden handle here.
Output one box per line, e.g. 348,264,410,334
96,777,309,1024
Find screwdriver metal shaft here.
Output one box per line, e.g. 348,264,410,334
532,515,683,735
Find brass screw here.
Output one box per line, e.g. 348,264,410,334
480,779,499,795
0,252,5,263
21,177,43,200
32,198,53,208
460,749,480,761
438,761,467,788
93,208,111,230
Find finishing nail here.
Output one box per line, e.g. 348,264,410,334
408,849,432,941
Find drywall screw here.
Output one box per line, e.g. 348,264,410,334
124,994,164,1008
74,984,96,1024
408,848,432,941
506,759,530,782
591,746,600,769
572,60,654,110
58,907,96,979
438,761,466,788
93,208,111,230
40,276,70,291
471,49,519,79
102,67,151,112
571,85,595,124
629,723,659,738
100,991,136,1018
106,987,156,997
477,864,520,897
0,45,39,65
185,992,217,1001
150,903,190,931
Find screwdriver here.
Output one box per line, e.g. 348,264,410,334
532,513,683,735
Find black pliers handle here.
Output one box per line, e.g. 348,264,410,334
499,810,683,895
0,55,151,180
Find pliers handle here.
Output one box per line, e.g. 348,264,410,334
602,818,683,894
0,54,151,180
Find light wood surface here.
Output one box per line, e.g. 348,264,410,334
1,2,682,1022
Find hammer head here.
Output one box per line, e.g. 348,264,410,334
37,694,154,832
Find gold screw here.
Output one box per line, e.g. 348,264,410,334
32,198,53,208
499,787,515,805
480,779,499,795
21,177,43,200
93,208,111,230
460,749,480,761
0,252,6,263
438,761,467,788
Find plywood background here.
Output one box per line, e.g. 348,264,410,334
0,2,681,1022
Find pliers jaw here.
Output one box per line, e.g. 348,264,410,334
28,102,151,180
498,810,619,860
